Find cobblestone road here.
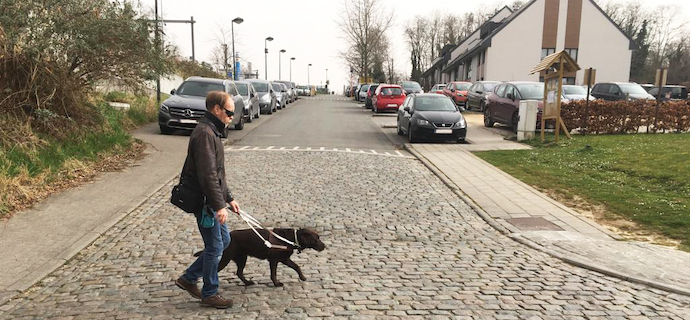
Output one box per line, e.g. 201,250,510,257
2,151,689,319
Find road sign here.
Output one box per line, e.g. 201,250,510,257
654,68,668,87
584,68,596,87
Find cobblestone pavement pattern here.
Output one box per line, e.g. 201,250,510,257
1,151,689,319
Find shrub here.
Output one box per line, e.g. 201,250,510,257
561,99,690,134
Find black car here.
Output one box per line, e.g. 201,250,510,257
397,93,467,143
400,81,423,95
158,77,245,134
365,84,380,109
590,82,655,101
466,81,500,111
648,85,688,100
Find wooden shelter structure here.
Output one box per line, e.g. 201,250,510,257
530,50,580,142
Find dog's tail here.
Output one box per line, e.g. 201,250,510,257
193,250,203,257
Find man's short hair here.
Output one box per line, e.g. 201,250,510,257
206,91,230,111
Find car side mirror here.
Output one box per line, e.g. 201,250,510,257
404,106,411,113
477,90,483,94
507,93,514,100
451,88,456,92
170,89,176,95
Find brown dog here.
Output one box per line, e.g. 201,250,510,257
195,228,325,287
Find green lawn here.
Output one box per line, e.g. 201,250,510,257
474,133,690,250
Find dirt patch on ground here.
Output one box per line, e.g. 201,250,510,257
1,140,147,220
536,187,682,249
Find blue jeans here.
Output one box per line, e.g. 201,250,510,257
183,207,231,298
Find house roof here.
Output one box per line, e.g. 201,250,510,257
440,0,639,74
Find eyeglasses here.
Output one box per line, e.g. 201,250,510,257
224,109,234,117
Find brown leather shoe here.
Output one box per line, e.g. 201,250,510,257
201,294,233,309
175,276,201,299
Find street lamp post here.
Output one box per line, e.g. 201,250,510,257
308,63,312,85
231,17,243,80
289,57,296,82
278,49,286,80
264,36,273,80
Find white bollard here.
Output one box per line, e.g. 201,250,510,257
517,100,538,141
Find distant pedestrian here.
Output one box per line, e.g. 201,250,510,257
175,91,241,309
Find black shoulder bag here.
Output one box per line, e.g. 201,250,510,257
170,175,204,214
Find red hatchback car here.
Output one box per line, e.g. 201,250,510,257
372,85,406,113
442,81,473,107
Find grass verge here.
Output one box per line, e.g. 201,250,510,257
474,133,690,251
0,91,161,219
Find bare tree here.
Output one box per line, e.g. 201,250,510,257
209,23,232,75
405,16,428,82
338,0,394,83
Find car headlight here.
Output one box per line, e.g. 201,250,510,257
418,119,429,126
455,117,466,128
160,104,169,113
261,94,271,102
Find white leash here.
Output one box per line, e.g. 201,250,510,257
237,209,300,250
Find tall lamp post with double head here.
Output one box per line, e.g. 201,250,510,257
231,17,243,80
290,57,295,82
278,49,286,80
308,63,312,85
264,36,273,80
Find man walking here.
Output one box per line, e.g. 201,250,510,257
175,91,241,309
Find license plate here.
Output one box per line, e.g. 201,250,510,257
435,128,453,134
179,119,198,124
387,104,398,107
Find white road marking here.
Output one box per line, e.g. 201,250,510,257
346,148,351,152
267,146,274,150
225,146,414,158
395,151,404,157
240,146,249,150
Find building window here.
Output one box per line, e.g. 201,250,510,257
466,63,472,80
541,48,555,59
564,77,576,85
565,48,578,61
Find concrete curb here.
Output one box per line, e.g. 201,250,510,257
403,143,690,297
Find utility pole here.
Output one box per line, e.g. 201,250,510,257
190,16,195,62
279,49,286,80
231,17,243,80
290,57,295,82
154,0,160,103
223,44,229,78
264,36,273,80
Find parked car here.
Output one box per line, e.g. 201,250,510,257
274,80,295,103
291,82,299,100
365,84,380,109
271,82,288,109
442,81,472,107
483,81,545,132
590,82,655,101
233,81,260,123
466,81,500,111
397,93,467,143
400,81,423,95
358,84,371,102
430,83,446,94
641,84,655,92
562,85,594,101
371,84,406,113
648,85,688,100
247,79,277,114
297,85,309,96
159,76,245,134
353,84,362,99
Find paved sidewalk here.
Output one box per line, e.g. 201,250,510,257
408,143,690,296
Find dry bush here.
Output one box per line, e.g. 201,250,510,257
562,99,690,133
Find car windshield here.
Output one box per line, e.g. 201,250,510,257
361,85,370,91
402,81,421,90
415,96,457,112
176,81,224,97
456,83,471,91
515,83,545,100
483,82,499,91
563,86,587,95
235,83,249,96
619,83,649,95
380,87,403,95
272,83,282,91
250,82,269,92
298,85,308,89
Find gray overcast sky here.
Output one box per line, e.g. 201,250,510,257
149,0,689,93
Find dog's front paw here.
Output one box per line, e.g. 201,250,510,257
299,275,307,281
273,282,284,287
243,280,255,286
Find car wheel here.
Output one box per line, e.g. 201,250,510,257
373,105,378,113
408,124,418,143
235,116,244,130
511,112,519,133
479,101,485,112
255,108,260,119
484,108,494,127
397,118,404,135
268,106,273,115
456,138,465,144
246,112,252,123
466,102,472,111
159,124,174,135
